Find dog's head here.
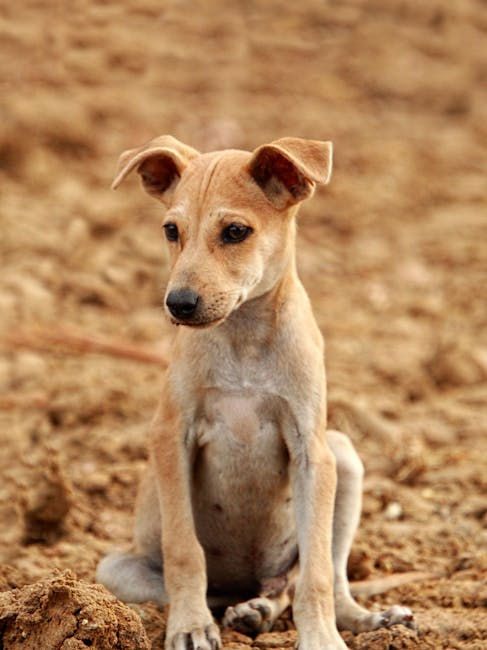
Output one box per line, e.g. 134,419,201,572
113,135,332,327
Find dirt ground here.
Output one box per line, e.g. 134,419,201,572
1,0,486,648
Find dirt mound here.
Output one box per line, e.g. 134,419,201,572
0,570,150,650
19,445,73,545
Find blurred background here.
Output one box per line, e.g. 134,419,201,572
1,1,486,648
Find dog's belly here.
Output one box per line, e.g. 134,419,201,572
192,391,297,594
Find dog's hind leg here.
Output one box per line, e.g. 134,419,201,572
222,591,291,635
222,566,297,635
96,551,167,605
97,465,167,605
327,430,414,633
222,593,290,635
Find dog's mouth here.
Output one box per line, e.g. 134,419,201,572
169,315,226,329
165,308,228,329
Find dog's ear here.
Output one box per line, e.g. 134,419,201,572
249,137,333,209
111,135,199,205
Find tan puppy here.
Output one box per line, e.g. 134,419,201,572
97,136,414,650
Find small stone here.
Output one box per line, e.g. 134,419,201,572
384,502,403,520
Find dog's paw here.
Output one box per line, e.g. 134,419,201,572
371,605,415,630
223,597,277,635
166,623,221,650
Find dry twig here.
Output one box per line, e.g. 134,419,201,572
2,326,169,367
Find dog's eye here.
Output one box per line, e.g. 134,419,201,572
163,223,179,242
222,223,252,244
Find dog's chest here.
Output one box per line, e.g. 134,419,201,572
196,389,285,463
208,342,279,394
191,388,295,588
192,341,291,498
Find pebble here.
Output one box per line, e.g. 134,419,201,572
384,502,403,520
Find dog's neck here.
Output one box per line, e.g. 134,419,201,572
219,260,299,351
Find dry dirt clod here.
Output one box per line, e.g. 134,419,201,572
0,570,150,650
347,546,373,581
253,630,297,649
342,624,424,650
425,341,487,389
19,447,73,545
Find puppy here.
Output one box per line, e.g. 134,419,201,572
97,136,414,650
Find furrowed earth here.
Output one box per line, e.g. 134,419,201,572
1,1,486,648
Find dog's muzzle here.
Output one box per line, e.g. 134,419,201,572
166,288,200,322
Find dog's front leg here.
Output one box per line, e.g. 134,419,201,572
288,416,347,650
150,397,220,650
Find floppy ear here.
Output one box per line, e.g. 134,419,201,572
249,137,333,209
111,135,199,205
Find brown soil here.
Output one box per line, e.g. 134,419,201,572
0,571,150,650
1,1,486,648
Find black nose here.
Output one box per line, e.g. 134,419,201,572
166,288,200,320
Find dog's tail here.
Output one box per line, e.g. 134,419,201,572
350,571,437,599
